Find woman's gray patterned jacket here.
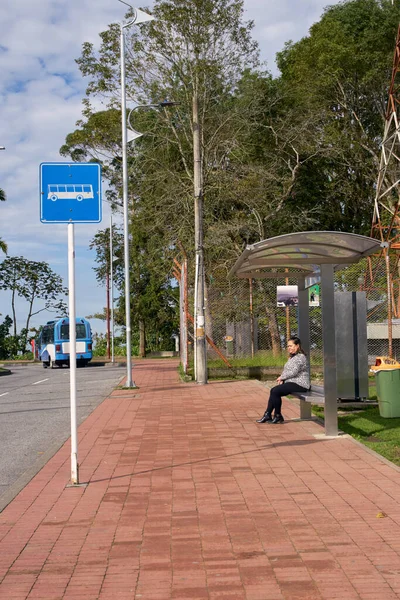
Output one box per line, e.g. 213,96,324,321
280,353,310,389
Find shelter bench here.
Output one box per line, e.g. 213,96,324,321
290,384,325,419
290,384,376,419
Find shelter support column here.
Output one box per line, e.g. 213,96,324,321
298,278,310,356
321,264,338,437
298,278,312,419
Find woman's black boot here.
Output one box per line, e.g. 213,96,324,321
256,412,272,423
271,414,284,424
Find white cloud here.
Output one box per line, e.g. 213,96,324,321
260,20,297,43
0,0,340,338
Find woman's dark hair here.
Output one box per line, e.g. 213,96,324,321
288,336,306,355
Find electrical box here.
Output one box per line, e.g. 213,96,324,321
335,291,369,399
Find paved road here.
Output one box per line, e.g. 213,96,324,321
0,363,124,510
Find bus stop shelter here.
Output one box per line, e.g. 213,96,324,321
229,231,382,436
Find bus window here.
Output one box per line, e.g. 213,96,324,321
60,323,87,340
60,325,69,340
42,326,54,344
83,185,91,193
76,324,86,339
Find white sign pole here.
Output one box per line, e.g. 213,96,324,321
110,215,115,364
68,222,79,485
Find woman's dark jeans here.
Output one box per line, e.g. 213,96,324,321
266,382,308,415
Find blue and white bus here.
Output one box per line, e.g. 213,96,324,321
37,317,93,368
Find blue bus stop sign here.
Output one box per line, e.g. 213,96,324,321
40,162,102,223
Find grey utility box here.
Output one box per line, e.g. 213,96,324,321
335,291,368,399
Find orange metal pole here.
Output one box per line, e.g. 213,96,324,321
187,313,234,370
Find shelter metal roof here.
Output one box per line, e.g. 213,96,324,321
229,231,383,279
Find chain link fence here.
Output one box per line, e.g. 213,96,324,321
180,256,397,370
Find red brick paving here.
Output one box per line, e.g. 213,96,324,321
1,359,400,598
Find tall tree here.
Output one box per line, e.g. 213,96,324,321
89,225,124,287
61,0,273,353
0,257,68,345
62,0,263,255
274,0,400,234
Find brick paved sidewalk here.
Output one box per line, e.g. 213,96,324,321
1,359,400,599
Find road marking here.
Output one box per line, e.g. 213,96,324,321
33,379,49,385
0,392,9,397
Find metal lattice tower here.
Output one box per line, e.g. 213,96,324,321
370,24,400,355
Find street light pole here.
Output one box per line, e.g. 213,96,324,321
120,13,135,386
193,91,207,384
118,0,154,387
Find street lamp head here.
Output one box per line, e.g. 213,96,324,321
0,146,5,150
127,101,180,131
118,0,155,25
158,100,181,108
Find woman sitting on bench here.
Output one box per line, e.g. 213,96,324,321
256,336,310,424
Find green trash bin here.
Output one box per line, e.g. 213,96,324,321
374,367,400,418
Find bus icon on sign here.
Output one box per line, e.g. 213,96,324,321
47,184,94,202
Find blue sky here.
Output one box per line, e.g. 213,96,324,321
0,0,340,339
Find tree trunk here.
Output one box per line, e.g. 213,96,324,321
24,295,35,351
204,279,213,341
265,303,281,356
139,320,146,358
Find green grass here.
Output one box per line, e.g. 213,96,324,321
312,400,400,466
116,385,140,390
206,350,324,369
207,353,286,369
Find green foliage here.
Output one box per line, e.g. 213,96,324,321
207,350,287,369
275,0,400,235
64,0,400,253
0,257,68,346
178,361,192,381
89,222,179,355
9,352,34,361
89,225,124,285
206,349,324,369
63,0,269,269
92,332,129,356
0,316,31,359
0,316,14,359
